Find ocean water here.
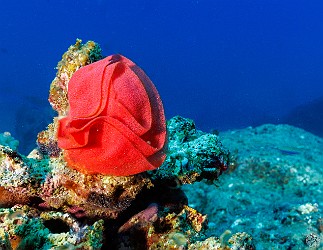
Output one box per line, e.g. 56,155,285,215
1,1,323,150
1,2,323,249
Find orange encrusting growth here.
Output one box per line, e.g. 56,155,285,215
57,54,166,176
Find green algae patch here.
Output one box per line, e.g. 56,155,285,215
15,219,51,250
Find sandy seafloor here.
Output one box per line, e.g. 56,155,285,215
183,124,323,249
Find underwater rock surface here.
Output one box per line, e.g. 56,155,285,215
0,113,235,249
183,124,323,249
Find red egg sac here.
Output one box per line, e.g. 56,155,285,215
57,54,167,176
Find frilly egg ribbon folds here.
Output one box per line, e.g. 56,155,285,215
57,54,166,176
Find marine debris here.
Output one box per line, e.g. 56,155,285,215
0,40,255,249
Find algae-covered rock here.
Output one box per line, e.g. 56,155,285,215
0,144,152,219
0,205,104,249
0,116,232,249
151,116,230,185
48,39,103,116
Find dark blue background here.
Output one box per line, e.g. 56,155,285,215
1,1,323,152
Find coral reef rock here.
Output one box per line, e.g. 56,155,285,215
0,40,256,249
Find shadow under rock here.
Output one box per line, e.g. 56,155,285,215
282,96,323,138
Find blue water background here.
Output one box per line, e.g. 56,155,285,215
1,1,323,153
